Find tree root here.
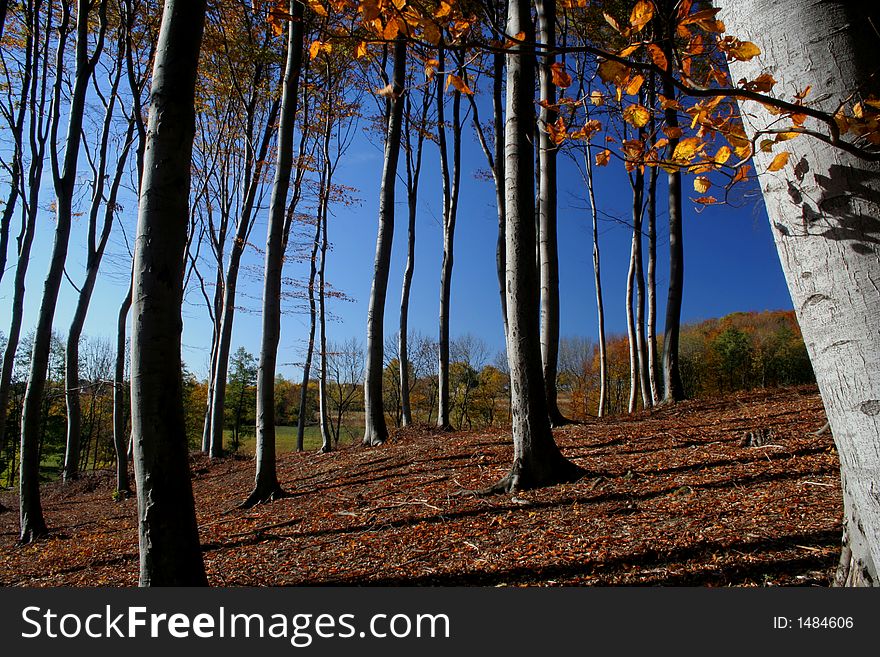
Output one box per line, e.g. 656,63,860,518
239,483,291,510
477,457,586,496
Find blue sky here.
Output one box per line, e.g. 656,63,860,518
0,92,792,381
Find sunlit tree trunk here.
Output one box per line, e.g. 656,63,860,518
244,0,303,504
130,0,207,585
718,0,880,586
489,0,582,492
363,36,406,446
436,43,461,431
19,0,107,543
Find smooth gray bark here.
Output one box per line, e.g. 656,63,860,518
362,36,406,446
660,19,684,403
0,0,47,462
646,73,660,405
19,0,106,543
130,0,207,585
536,0,568,427
717,0,880,586
488,0,582,492
244,0,303,505
436,43,461,431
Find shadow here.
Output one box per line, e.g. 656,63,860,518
299,529,840,586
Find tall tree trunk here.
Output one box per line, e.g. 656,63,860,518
536,0,568,427
399,87,430,428
19,0,106,543
631,130,650,409
207,98,280,460
64,40,130,482
243,0,303,505
660,11,684,403
625,225,638,414
437,43,461,431
0,0,47,464
488,0,582,493
717,0,880,586
362,36,406,446
130,0,207,585
646,72,660,405
584,144,607,417
317,79,333,454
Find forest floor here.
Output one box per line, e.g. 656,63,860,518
0,385,842,587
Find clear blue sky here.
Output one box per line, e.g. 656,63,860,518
0,91,791,382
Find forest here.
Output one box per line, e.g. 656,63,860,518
0,0,878,588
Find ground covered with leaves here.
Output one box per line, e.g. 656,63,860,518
0,385,842,586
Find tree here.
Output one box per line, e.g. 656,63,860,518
362,35,406,446
716,0,880,585
130,0,208,585
489,0,583,492
226,346,257,452
245,0,305,506
19,0,108,544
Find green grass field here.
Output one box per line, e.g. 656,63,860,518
230,424,362,455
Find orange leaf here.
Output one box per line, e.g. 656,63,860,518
597,59,629,85
727,40,761,62
646,44,667,71
376,83,396,97
672,136,702,161
550,62,572,89
595,149,611,166
694,196,717,204
547,117,567,145
356,41,368,58
767,151,790,172
445,74,473,95
590,90,605,106
435,1,452,18
361,0,380,22
624,74,645,96
713,145,731,165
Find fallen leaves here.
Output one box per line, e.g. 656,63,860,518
0,386,841,587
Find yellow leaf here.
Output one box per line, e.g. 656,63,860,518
693,176,711,193
550,62,572,89
767,151,790,172
728,40,761,62
663,126,683,140
356,41,368,58
309,40,323,59
445,74,474,95
713,145,731,165
424,58,439,81
590,90,605,106
435,1,452,18
629,0,654,32
672,136,702,161
595,149,611,166
624,104,651,128
422,21,441,45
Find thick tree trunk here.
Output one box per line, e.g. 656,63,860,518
717,0,880,585
489,0,583,493
362,36,406,446
130,0,207,585
536,0,568,427
244,0,303,505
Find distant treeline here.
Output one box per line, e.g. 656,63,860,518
0,311,813,485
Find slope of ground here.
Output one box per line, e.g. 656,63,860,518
0,385,841,586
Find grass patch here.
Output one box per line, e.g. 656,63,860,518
229,424,362,455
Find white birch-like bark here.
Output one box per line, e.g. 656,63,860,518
717,0,880,585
